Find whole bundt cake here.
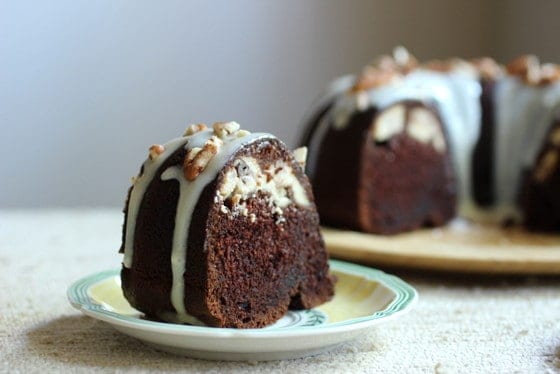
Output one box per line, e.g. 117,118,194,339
119,122,335,328
301,47,560,234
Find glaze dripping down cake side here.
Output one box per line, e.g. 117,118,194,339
301,47,560,234
119,122,335,328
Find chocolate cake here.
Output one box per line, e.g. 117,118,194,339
521,115,560,232
302,48,560,234
119,122,335,328
309,100,455,234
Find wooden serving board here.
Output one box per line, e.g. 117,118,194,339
322,219,560,274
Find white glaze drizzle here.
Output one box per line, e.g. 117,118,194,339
307,67,560,222
160,130,268,322
493,76,560,218
304,75,356,179
122,137,190,268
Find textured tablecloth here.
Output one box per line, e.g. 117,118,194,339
2,209,560,373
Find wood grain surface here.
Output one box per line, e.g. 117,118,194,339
323,219,560,274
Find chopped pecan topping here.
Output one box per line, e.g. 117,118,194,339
183,136,223,181
471,57,503,80
183,123,208,136
213,121,241,139
506,55,540,85
148,144,165,160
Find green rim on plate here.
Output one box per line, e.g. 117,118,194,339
67,259,417,333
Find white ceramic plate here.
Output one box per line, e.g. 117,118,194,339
67,260,417,361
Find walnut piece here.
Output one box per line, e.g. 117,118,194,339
148,144,165,160
506,55,540,85
183,136,223,181
367,46,417,74
539,64,560,84
506,55,560,85
184,123,208,136
471,57,503,80
213,121,240,139
351,67,401,92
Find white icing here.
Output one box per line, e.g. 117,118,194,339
122,137,190,268
304,75,356,178
493,76,560,217
308,67,560,222
159,130,267,322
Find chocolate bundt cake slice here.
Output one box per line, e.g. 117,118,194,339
119,122,335,328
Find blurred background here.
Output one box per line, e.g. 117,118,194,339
2,0,559,208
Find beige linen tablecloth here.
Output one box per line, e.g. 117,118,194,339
2,209,560,373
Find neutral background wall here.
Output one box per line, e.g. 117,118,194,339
2,0,559,208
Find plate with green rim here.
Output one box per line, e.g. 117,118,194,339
67,260,417,361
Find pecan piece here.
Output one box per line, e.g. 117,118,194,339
148,144,165,160
183,123,208,136
183,136,223,180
